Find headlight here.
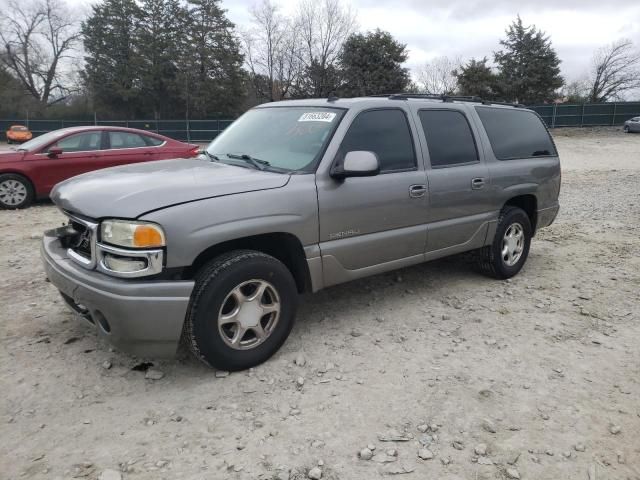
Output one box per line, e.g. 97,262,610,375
100,220,165,248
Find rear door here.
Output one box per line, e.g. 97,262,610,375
413,106,494,254
101,130,157,166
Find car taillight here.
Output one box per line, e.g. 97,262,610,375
190,146,200,155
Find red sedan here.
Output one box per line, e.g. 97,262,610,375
0,126,200,208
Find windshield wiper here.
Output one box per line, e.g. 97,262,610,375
203,151,221,162
224,153,270,171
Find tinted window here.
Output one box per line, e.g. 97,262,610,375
419,110,478,167
52,132,102,152
475,107,557,160
143,135,164,146
109,132,148,149
339,109,416,172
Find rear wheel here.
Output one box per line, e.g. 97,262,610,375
0,173,34,209
6,139,12,144
184,250,298,371
476,206,532,279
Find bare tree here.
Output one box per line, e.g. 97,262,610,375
295,0,356,97
0,0,81,108
243,0,302,102
416,56,461,95
588,39,640,102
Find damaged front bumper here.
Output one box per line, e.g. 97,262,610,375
41,227,194,358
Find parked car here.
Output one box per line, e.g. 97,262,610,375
623,117,640,133
6,125,33,144
41,95,561,371
0,126,200,208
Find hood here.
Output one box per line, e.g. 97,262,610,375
0,150,24,162
51,157,291,219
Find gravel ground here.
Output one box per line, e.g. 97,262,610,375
1,128,639,480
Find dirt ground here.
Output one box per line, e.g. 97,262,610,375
1,127,639,480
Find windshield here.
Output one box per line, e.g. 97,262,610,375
14,129,76,152
11,126,28,132
206,107,345,172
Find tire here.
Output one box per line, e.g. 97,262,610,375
6,139,12,145
624,126,630,133
184,250,298,371
0,173,35,209
476,206,532,279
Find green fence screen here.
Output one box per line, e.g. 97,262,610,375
0,118,236,142
530,102,640,127
2,101,640,141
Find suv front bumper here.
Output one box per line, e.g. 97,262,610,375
41,229,194,358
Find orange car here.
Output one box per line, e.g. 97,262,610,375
6,125,33,144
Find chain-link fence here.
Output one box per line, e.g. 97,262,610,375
530,102,640,127
0,118,236,142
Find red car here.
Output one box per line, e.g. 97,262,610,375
0,126,200,209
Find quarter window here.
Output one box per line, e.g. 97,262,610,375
419,110,478,167
108,131,148,149
143,135,164,146
338,109,416,172
475,107,557,160
52,132,102,152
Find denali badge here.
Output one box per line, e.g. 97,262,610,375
329,229,361,240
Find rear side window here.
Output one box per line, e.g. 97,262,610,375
108,131,148,149
339,109,416,172
419,110,478,167
475,107,556,160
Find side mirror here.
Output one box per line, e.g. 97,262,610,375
48,147,63,158
330,151,380,180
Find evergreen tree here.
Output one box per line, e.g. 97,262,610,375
454,57,499,100
182,0,246,117
494,16,563,104
137,0,186,118
82,0,144,118
338,29,410,97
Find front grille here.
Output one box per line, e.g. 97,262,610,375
59,212,98,268
67,220,92,259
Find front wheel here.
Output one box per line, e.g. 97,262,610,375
184,250,298,371
476,206,532,279
0,173,34,209
624,125,630,133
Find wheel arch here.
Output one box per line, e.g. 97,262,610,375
184,232,313,294
504,194,537,233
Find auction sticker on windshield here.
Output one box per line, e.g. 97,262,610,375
298,112,336,122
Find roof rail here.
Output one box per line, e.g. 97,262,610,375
368,93,525,108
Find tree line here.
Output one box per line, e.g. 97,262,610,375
1,0,639,120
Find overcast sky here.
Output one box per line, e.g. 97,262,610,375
223,0,640,82
61,0,640,83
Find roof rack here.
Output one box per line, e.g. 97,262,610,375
368,93,525,108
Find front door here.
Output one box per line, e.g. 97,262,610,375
414,107,493,253
38,130,105,192
316,108,428,286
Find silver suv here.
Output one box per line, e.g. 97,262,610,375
41,94,561,371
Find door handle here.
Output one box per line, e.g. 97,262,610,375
471,177,485,189
409,184,427,198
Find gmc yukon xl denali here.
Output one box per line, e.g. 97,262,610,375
41,94,561,371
